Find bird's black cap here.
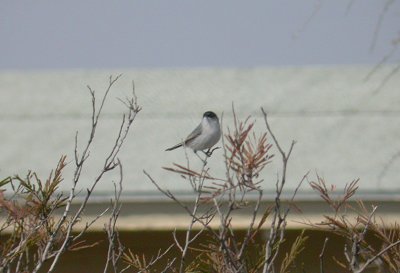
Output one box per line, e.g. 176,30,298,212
203,111,217,118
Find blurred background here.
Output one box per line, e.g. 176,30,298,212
1,0,399,195
1,1,400,271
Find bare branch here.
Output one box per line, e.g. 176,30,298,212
356,240,400,273
22,75,140,273
319,237,329,273
261,107,301,273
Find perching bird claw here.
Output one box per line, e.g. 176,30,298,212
203,146,220,157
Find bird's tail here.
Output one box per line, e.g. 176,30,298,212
165,143,183,151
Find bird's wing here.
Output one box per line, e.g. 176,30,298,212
184,123,202,145
165,123,202,151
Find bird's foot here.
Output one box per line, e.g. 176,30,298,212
203,146,220,157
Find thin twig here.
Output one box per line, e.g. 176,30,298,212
30,75,139,273
356,240,400,273
319,237,329,273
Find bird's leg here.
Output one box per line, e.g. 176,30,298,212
194,151,207,165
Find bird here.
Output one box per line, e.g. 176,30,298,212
166,111,221,156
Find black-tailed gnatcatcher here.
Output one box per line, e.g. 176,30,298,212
166,111,221,155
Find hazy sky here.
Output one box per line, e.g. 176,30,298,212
2,0,400,70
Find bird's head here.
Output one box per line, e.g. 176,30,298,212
203,111,218,120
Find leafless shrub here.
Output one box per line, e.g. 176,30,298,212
0,157,70,273
309,177,400,273
145,106,307,273
0,75,142,273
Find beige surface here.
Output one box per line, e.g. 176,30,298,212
1,198,399,232
71,213,400,231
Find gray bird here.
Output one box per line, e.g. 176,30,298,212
166,111,221,155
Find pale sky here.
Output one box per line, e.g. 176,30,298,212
1,0,400,70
